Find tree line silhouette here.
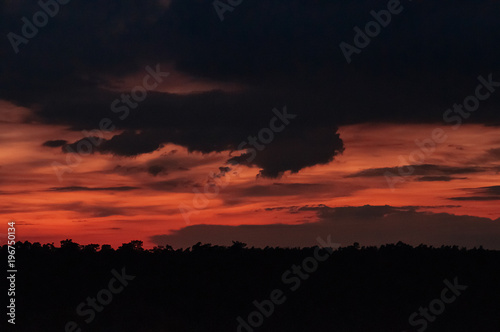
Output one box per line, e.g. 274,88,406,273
3,239,500,332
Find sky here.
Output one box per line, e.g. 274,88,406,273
1,0,500,249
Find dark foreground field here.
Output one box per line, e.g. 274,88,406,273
4,240,500,332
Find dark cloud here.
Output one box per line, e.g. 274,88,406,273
295,204,461,212
148,178,197,192
262,206,300,212
63,131,164,157
217,167,231,176
476,147,500,163
347,164,488,178
228,126,344,178
416,176,467,182
3,0,500,177
51,202,129,218
148,165,167,176
42,140,67,148
482,186,500,195
104,152,222,177
55,97,344,177
449,196,500,201
3,0,499,116
449,185,500,201
151,205,500,249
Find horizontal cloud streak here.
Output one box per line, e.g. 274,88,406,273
47,186,140,192
346,164,491,178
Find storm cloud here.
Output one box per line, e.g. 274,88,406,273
3,0,500,177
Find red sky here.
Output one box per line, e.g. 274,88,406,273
2,99,499,249
3,0,500,250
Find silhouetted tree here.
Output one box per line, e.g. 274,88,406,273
4,240,500,332
83,243,100,253
118,240,144,252
60,239,82,252
101,244,114,252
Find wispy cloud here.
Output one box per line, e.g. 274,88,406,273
47,186,140,192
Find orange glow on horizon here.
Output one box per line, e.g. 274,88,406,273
1,106,499,248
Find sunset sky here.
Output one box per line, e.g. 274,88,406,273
1,0,500,249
